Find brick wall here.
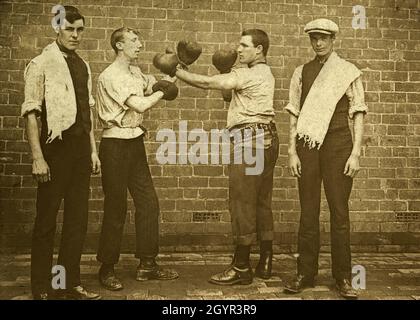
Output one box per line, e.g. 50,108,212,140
1,0,419,254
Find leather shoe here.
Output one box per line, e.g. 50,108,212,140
283,274,314,294
32,292,49,300
209,265,253,286
56,286,102,300
136,265,179,281
254,251,272,279
336,279,358,299
99,268,124,291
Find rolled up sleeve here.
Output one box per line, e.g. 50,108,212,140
346,76,368,119
284,65,303,117
21,61,44,117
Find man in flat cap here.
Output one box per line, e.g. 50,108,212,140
283,18,367,299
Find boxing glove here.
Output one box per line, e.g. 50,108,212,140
212,49,238,74
152,80,179,101
153,53,179,77
176,40,202,66
153,40,202,76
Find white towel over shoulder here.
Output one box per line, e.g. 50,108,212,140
296,52,361,149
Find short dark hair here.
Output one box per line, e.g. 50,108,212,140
110,27,140,54
55,5,85,24
241,29,270,56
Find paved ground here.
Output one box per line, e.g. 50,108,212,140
1,253,419,300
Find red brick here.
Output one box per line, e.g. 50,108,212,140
380,136,407,146
408,201,420,211
13,3,43,14
213,22,241,33
408,179,420,189
382,115,408,125
368,168,395,178
408,136,420,146
162,211,191,222
176,200,206,211
362,49,389,59
393,147,419,157
153,0,182,9
195,10,225,22
397,168,420,178
213,0,241,12
182,0,211,10
408,93,420,103
225,12,255,24
194,166,223,177
271,3,298,14
379,201,407,212
381,222,408,232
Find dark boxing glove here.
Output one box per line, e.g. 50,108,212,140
153,40,202,76
153,53,179,77
152,80,179,101
212,49,238,74
176,40,202,66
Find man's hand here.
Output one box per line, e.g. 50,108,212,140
91,152,101,174
289,153,301,178
32,158,50,183
162,74,177,83
344,154,360,178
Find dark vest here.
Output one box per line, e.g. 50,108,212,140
300,58,351,135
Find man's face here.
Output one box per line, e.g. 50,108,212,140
237,35,259,64
117,31,142,60
309,33,334,58
57,18,84,51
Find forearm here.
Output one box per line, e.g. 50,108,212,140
175,68,236,91
89,110,97,154
288,114,299,155
126,91,164,114
351,112,364,156
25,112,44,160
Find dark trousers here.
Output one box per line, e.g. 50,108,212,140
31,135,91,294
229,130,279,246
97,136,159,264
296,131,353,280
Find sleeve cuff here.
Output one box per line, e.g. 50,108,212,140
348,104,368,119
21,102,42,117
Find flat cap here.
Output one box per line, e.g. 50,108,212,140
304,18,339,35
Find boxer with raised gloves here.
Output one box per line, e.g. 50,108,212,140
152,80,179,101
153,40,202,77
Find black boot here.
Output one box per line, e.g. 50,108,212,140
283,274,315,294
99,263,124,291
136,257,178,281
336,279,358,299
209,245,253,286
255,241,272,279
